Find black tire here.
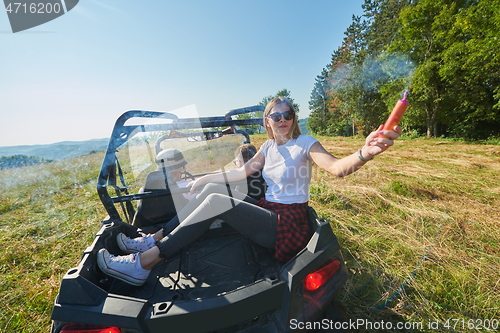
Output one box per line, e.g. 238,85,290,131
313,300,351,333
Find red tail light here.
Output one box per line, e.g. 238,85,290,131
304,258,341,292
60,323,122,333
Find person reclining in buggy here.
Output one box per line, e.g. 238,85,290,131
98,96,402,286
132,148,195,228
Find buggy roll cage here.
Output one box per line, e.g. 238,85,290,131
97,106,265,222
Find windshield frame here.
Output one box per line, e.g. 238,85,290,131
97,106,264,222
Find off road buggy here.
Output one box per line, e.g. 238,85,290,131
51,107,348,333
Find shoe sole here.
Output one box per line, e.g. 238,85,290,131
97,249,147,286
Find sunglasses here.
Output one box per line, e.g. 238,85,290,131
266,110,295,122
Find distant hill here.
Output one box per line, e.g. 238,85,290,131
0,138,109,161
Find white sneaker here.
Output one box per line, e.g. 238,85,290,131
116,233,156,254
97,248,150,286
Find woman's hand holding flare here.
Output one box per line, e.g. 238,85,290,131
362,124,402,159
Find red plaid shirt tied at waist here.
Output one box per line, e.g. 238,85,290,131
255,198,311,262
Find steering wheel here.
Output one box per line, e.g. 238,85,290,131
180,171,195,181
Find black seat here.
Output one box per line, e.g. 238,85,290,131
245,170,266,201
132,170,188,228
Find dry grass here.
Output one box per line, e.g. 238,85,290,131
305,136,500,332
1,135,499,332
238,134,500,331
0,153,104,333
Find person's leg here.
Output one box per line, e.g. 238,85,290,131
218,198,277,249
118,183,254,251
154,192,277,259
157,183,255,235
140,194,277,270
100,188,277,285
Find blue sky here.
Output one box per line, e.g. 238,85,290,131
0,0,365,146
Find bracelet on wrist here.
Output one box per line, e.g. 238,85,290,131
357,148,373,162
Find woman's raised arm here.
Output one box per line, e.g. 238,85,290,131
309,126,402,177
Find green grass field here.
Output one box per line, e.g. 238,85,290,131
1,135,499,332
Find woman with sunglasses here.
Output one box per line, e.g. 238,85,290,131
97,96,401,286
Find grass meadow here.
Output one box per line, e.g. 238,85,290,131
1,134,499,332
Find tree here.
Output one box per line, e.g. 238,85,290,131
438,0,500,139
389,0,453,137
0,155,53,169
307,68,338,135
310,0,500,139
236,89,300,134
309,1,412,136
259,89,300,113
308,16,365,136
391,0,500,139
308,30,358,136
363,0,410,56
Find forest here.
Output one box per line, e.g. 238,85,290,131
307,0,500,140
0,155,53,170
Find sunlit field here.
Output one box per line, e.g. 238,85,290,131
1,135,499,332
